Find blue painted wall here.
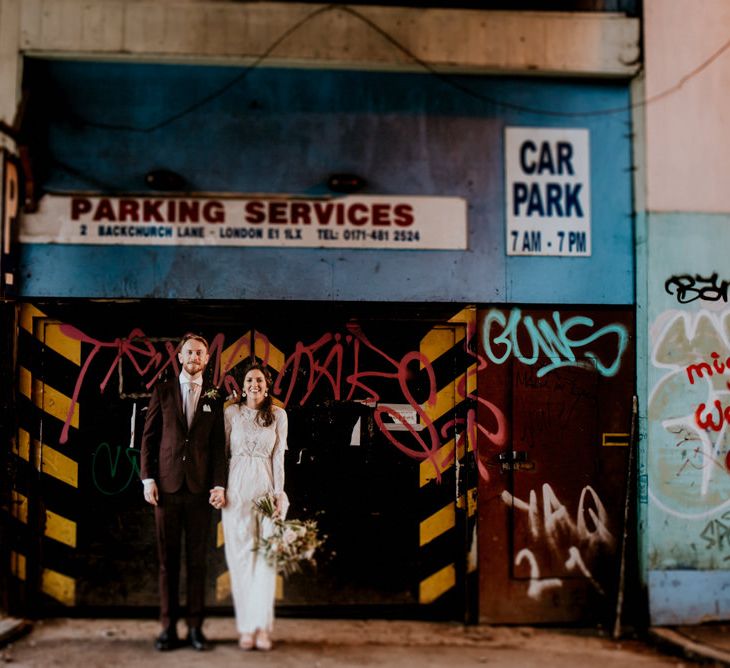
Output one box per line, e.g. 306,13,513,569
19,60,633,303
644,212,730,624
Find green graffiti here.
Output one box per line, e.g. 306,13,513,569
92,442,141,496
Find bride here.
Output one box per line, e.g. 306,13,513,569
218,361,288,651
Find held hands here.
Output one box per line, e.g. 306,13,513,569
209,487,226,510
143,480,159,506
143,481,225,509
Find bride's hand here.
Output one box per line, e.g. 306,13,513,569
274,492,289,519
209,487,226,509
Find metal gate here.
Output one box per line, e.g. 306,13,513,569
8,301,476,620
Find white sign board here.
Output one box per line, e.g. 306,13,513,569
20,194,468,251
505,127,591,257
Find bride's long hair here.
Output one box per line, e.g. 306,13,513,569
239,361,275,427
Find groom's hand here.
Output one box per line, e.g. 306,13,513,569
143,480,159,506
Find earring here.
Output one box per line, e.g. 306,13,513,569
264,391,268,397
241,392,247,399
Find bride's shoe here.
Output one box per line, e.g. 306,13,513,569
255,630,272,651
239,633,255,650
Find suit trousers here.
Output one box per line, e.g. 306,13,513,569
154,487,211,629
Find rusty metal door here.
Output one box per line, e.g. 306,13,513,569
476,307,635,623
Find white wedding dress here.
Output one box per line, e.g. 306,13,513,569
222,403,288,634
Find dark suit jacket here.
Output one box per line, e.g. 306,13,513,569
140,377,227,494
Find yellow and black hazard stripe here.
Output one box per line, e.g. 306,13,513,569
13,304,81,607
214,330,287,604
417,307,478,611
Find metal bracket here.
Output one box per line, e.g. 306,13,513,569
498,450,534,472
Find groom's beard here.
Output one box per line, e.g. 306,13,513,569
183,360,206,378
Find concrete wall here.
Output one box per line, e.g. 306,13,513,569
15,1,638,76
640,0,730,624
18,60,634,304
645,215,730,623
644,0,730,213
1,0,643,621
0,0,639,159
0,1,640,305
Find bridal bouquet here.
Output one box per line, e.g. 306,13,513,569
253,493,325,576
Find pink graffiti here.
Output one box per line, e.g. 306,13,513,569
274,332,351,406
57,325,174,444
207,332,252,388
372,350,440,473
428,316,509,484
437,377,508,484
271,324,445,475
53,320,508,487
272,323,426,407
53,323,436,443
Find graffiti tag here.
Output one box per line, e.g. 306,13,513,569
504,483,613,598
665,273,730,304
700,511,730,552
482,308,628,378
92,442,141,496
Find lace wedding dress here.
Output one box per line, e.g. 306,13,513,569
222,403,288,634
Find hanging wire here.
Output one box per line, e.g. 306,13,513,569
60,3,730,133
70,4,335,133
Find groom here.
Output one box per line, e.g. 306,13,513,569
140,333,227,651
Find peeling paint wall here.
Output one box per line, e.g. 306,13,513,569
18,60,633,304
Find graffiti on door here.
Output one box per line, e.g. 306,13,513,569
32,305,633,609
503,483,614,599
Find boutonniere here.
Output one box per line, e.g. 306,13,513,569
203,387,220,401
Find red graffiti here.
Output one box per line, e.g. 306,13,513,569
272,323,424,407
274,332,349,406
372,350,439,473
52,320,508,486
435,364,509,485
695,398,730,432
57,325,175,443
686,352,730,385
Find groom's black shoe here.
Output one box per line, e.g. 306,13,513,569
186,627,209,651
154,626,179,651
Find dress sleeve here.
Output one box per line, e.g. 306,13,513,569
211,399,227,489
224,407,232,459
272,408,288,494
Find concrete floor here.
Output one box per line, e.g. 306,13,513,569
1,618,692,667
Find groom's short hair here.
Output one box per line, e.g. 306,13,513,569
180,333,209,351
